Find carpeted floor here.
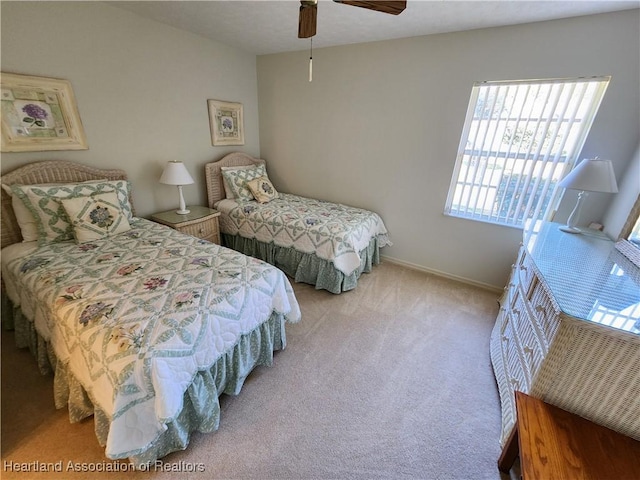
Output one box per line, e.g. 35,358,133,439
1,262,517,479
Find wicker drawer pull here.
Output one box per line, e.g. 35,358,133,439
523,346,534,362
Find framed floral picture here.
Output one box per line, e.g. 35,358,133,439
1,72,88,152
207,99,244,146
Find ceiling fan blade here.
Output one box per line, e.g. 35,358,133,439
298,2,317,38
333,1,407,15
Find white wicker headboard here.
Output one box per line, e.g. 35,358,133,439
204,152,265,208
1,160,131,249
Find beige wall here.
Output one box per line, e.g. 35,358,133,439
1,2,260,216
257,10,640,289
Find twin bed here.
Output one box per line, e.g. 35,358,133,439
205,152,391,294
0,160,300,465
1,154,390,464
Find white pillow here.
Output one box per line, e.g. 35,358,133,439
61,191,131,244
2,183,39,242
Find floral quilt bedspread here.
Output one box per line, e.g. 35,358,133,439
2,218,301,459
216,193,392,275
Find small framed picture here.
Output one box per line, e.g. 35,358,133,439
1,72,88,152
207,99,244,146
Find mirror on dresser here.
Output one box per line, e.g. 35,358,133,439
615,194,640,267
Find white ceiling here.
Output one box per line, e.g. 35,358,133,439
111,1,639,55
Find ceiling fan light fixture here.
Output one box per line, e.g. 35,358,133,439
299,0,407,81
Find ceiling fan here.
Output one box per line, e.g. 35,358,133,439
298,1,407,38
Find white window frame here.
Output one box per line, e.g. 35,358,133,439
444,76,610,229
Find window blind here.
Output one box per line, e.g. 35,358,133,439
445,76,610,228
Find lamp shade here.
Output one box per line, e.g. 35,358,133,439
159,161,194,186
559,158,618,193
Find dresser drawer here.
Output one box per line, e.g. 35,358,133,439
502,266,518,309
177,216,219,243
500,314,529,392
511,289,545,381
527,276,561,348
516,248,536,292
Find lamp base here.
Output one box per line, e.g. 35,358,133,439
559,225,581,234
175,209,190,215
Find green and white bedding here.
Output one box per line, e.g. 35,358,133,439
1,218,301,463
216,193,391,290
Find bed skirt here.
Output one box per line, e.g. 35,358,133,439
221,234,382,294
2,297,287,465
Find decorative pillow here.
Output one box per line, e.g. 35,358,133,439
61,191,131,244
10,179,134,245
220,165,259,200
1,183,39,242
221,164,266,202
246,175,279,203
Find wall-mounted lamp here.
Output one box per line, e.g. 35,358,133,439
558,157,618,233
159,161,194,215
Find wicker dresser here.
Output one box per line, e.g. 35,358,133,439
490,222,640,446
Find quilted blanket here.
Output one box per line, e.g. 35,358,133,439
2,218,301,459
216,193,391,275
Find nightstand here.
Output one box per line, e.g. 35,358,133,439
498,391,640,478
151,206,221,244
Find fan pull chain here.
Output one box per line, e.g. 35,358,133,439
309,37,313,82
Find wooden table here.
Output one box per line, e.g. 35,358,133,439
498,391,640,479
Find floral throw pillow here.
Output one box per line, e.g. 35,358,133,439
246,175,279,203
61,191,131,243
221,164,266,202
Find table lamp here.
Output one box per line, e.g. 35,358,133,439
159,161,194,214
558,157,618,233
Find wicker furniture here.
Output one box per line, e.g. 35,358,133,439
498,391,640,478
0,160,301,464
151,206,220,244
490,222,640,447
205,152,265,206
1,160,132,249
204,152,391,294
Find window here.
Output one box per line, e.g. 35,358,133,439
444,77,610,228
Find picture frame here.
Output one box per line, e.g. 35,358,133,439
207,99,244,146
1,72,88,152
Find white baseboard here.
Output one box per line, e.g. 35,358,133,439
380,254,503,294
